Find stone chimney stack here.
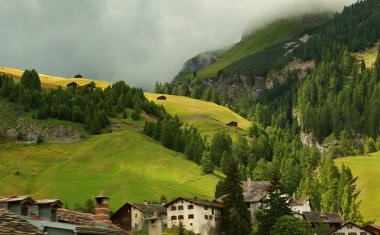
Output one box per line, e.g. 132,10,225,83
94,190,110,222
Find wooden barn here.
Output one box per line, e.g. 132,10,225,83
66,82,79,89
226,121,238,127
157,95,167,100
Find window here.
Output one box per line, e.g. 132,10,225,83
188,205,194,209
190,223,193,226
171,206,177,211
360,233,367,235
348,233,357,235
188,214,194,219
135,214,137,218
212,208,214,215
215,217,219,221
171,216,177,220
178,215,184,220
178,206,184,210
204,206,208,210
205,215,208,220
347,225,353,229
209,215,213,220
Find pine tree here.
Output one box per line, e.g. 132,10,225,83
222,159,251,235
201,151,214,174
257,172,291,235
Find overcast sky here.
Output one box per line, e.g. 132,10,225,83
0,0,356,90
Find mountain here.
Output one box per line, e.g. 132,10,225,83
171,14,330,99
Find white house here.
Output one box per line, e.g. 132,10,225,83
331,222,375,235
288,198,311,214
165,197,223,235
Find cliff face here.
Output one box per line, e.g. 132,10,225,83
180,51,221,74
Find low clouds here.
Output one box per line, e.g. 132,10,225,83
0,0,355,89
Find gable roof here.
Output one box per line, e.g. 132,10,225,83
165,197,224,208
242,180,271,203
332,222,375,234
0,208,44,235
288,198,309,206
111,202,166,220
0,195,36,204
35,199,63,207
303,211,343,224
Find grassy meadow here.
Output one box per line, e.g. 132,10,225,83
0,67,111,89
335,152,380,223
144,93,251,138
0,130,220,211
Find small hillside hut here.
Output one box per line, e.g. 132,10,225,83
157,95,167,100
226,121,238,127
66,82,79,89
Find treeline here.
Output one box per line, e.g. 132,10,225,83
0,70,166,134
143,116,205,163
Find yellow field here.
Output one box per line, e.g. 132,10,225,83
0,67,111,89
145,93,251,138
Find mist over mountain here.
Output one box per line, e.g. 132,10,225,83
0,0,355,89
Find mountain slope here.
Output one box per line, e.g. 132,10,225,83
0,130,220,211
145,93,251,137
174,14,329,82
335,152,380,222
0,67,111,89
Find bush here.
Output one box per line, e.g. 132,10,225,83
271,215,311,235
36,134,44,144
123,111,128,119
131,109,141,120
16,131,25,141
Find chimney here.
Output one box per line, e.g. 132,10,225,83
246,175,253,187
94,190,110,222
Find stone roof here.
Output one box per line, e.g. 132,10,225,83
58,209,126,234
0,195,35,204
303,212,343,224
129,203,166,214
288,198,309,206
242,179,271,203
165,197,224,208
35,199,63,207
0,208,44,235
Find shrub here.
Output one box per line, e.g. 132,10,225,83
36,134,44,144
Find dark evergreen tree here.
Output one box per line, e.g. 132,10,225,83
221,159,251,235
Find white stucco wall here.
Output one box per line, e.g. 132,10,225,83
166,200,221,235
333,223,371,234
131,207,144,231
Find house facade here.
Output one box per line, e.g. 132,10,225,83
165,197,223,235
332,222,374,235
288,198,311,214
111,202,167,231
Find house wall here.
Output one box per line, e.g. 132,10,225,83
290,201,311,214
8,203,21,215
111,204,132,231
166,200,221,235
332,224,372,235
131,207,144,231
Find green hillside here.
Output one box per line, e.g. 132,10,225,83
0,130,220,211
144,93,251,138
335,152,380,222
175,14,329,82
